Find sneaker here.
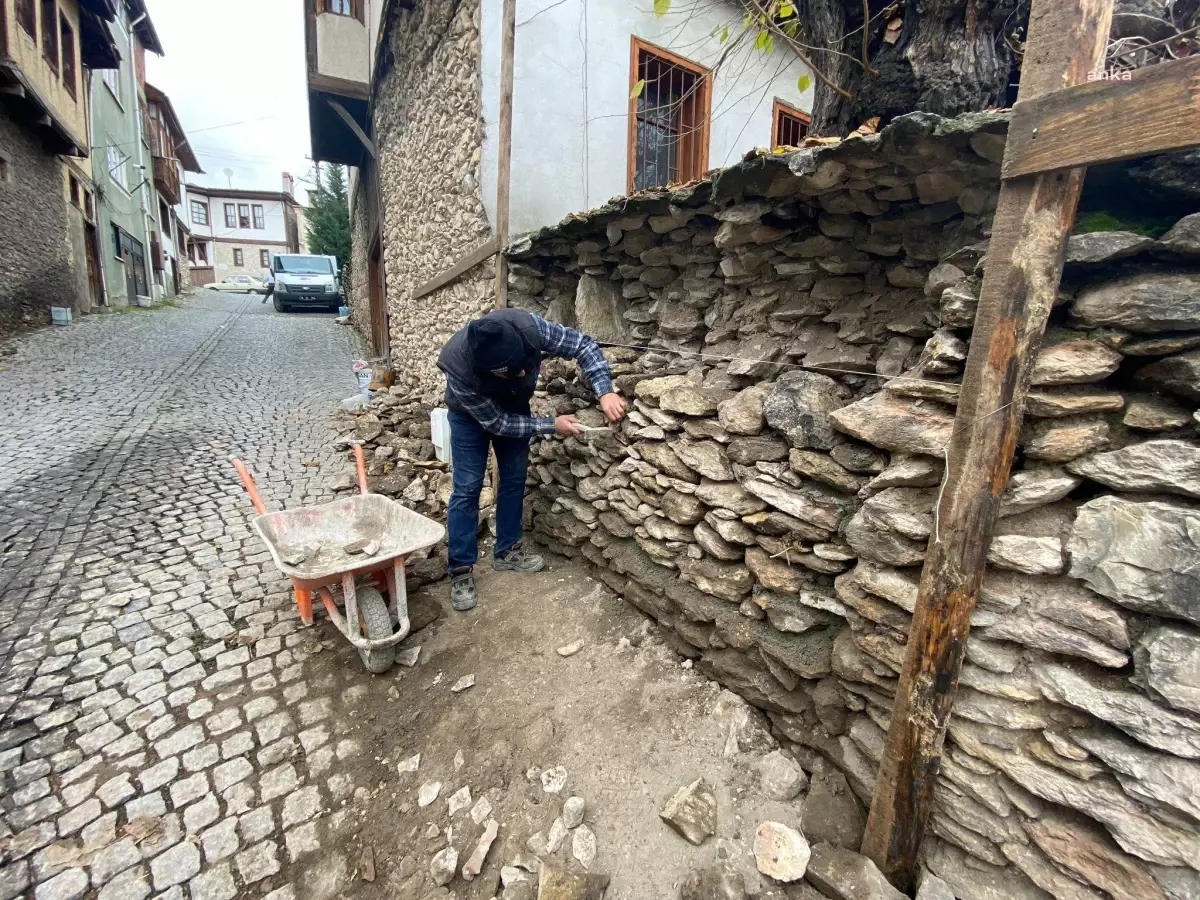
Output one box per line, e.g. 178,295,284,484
492,544,545,573
449,569,477,611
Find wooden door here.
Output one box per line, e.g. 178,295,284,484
85,224,102,307
368,236,389,358
122,254,138,303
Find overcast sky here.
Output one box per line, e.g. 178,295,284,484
145,0,314,203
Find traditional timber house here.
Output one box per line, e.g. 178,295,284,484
144,83,202,297
303,0,815,360
0,0,120,333
184,177,304,286
88,0,169,308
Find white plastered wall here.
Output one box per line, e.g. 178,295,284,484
480,0,814,236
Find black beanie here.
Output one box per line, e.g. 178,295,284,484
467,317,527,375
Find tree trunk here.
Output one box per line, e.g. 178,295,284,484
799,0,1027,135
796,0,853,135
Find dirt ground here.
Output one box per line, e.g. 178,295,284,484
299,548,808,900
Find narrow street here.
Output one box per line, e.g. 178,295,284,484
0,294,808,900
0,293,364,900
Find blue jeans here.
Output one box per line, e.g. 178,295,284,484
447,410,531,571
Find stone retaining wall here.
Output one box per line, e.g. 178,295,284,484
507,112,1200,899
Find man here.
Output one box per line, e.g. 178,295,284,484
436,308,627,611
261,270,275,303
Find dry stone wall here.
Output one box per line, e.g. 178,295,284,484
372,0,493,395
507,111,1200,900
348,188,372,333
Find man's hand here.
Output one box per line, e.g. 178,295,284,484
554,415,583,437
599,392,627,423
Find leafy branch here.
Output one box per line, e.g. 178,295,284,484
633,0,849,106
739,0,855,100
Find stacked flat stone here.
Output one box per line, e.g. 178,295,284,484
335,389,452,521
510,112,1200,900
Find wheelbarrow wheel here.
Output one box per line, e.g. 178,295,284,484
355,587,396,674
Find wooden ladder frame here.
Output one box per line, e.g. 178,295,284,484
860,0,1200,890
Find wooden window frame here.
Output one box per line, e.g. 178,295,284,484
191,199,209,226
16,0,36,38
627,36,711,194
224,203,236,228
101,66,121,105
233,248,244,267
252,204,265,229
320,0,362,22
771,99,811,149
40,0,59,71
138,97,151,148
237,203,251,229
60,14,76,99
196,242,209,264
260,249,271,268
106,141,127,191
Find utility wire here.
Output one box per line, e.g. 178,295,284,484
89,114,283,155
579,337,1030,547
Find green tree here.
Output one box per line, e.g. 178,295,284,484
306,164,352,281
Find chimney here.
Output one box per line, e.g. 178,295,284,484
282,172,294,197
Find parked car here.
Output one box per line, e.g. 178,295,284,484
269,254,342,312
211,275,265,294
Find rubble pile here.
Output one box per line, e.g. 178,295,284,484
332,388,456,581
508,112,1200,898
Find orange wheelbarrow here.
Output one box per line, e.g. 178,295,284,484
231,445,445,673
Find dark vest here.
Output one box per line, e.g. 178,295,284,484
437,308,542,416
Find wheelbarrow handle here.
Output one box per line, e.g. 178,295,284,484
231,458,268,515
352,443,369,495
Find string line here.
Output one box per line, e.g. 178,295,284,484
587,338,1032,538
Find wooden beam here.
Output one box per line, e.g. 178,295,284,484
492,0,516,309
309,72,371,101
860,0,1118,892
326,98,377,159
410,237,500,301
1004,53,1200,179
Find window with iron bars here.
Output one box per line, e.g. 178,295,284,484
628,39,710,193
772,99,811,149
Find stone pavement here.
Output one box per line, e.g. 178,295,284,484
0,292,370,900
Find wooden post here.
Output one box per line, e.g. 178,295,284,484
493,0,516,310
860,0,1115,891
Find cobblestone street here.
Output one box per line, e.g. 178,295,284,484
0,293,371,900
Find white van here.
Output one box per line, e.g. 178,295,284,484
270,254,342,312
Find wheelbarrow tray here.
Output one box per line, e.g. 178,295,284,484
251,493,445,583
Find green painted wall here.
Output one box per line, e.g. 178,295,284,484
89,4,156,306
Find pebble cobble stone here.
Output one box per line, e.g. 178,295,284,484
0,293,364,897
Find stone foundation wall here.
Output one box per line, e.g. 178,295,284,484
372,0,493,398
508,112,1200,899
0,106,81,335
211,241,274,280
349,186,372,343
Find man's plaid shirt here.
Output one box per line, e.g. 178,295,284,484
443,315,614,438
